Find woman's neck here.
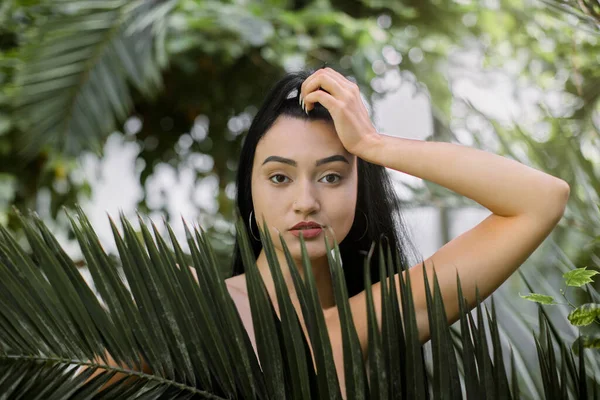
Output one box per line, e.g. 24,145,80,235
255,250,337,312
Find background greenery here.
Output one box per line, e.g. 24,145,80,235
0,0,599,397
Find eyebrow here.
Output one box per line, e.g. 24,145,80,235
262,155,350,167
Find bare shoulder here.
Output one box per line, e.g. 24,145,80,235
224,274,248,296
224,274,252,318
224,274,259,357
187,264,246,296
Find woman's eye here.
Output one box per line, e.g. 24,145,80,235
269,174,289,184
320,174,341,184
269,174,341,185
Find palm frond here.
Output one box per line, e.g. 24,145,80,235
397,254,428,398
280,227,342,399
0,210,212,398
324,228,368,399
254,218,316,400
532,305,600,399
485,298,511,396
425,264,462,397
11,0,176,158
239,217,288,399
364,242,389,399
1,208,594,398
456,275,481,398
379,243,403,397
538,0,600,34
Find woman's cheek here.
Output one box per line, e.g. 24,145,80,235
254,180,277,206
327,208,353,243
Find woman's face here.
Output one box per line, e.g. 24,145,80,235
251,116,358,259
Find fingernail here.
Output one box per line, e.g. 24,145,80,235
301,98,304,110
299,94,302,105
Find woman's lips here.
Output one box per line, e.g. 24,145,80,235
289,227,323,239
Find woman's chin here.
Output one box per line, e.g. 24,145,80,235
275,232,341,260
290,244,328,261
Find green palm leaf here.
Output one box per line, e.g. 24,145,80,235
424,265,462,399
397,254,427,398
10,0,176,157
3,207,592,398
283,229,342,399
324,232,368,399
239,218,287,399
485,298,511,396
252,218,315,400
363,242,389,399
379,243,404,397
456,275,481,398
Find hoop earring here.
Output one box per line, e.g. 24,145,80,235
249,211,261,241
355,210,368,241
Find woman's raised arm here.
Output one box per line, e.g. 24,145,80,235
349,134,569,354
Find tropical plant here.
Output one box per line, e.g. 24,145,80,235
2,0,599,288
0,208,597,399
521,267,600,323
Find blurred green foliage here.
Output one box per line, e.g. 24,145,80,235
0,0,470,228
0,0,598,260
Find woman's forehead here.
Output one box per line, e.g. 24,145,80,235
255,117,348,157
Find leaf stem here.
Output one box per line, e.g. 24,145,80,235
1,354,227,399
561,287,577,309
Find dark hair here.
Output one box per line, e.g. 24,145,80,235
230,69,421,297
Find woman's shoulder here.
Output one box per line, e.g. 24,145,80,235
226,274,254,320
224,273,259,360
224,273,248,296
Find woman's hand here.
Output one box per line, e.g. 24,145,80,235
300,68,380,158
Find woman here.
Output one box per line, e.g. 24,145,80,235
88,67,570,396
222,67,570,396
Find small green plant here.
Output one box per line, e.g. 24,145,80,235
520,267,600,349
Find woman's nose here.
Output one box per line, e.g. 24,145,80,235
293,181,320,214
